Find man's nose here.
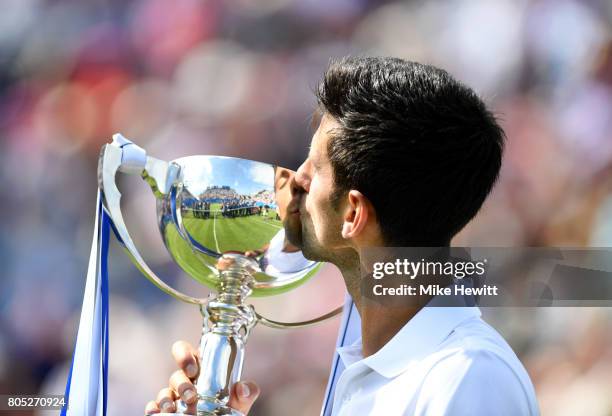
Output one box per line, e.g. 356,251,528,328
291,161,310,195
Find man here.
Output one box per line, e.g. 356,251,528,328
145,57,539,415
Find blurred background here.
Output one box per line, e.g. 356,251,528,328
1,0,611,414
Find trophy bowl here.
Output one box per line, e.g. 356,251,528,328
98,134,339,415
158,155,321,297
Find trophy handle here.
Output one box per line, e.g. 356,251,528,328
98,134,205,305
255,305,343,329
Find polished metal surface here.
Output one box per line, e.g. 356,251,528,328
194,255,255,416
156,154,322,296
98,134,343,415
255,305,345,329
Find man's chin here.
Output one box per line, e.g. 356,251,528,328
283,213,330,262
299,233,331,262
300,245,323,262
283,223,322,261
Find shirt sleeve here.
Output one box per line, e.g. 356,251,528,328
412,349,537,416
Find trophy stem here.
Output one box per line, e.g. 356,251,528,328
194,255,257,416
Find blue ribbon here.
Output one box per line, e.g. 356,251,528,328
100,208,110,416
61,193,110,415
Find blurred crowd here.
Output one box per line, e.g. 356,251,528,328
0,0,611,414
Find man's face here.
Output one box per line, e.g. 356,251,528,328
285,114,349,262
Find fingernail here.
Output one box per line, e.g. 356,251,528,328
238,382,250,399
183,388,196,402
186,363,198,378
161,401,173,412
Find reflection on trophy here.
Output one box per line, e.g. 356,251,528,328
98,134,341,415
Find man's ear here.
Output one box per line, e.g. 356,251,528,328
341,190,373,240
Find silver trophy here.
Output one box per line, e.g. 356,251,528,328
98,134,341,415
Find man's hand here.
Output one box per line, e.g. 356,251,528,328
244,250,263,258
145,340,260,415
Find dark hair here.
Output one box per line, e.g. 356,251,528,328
317,57,504,245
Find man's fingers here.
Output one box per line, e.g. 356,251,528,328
144,400,160,415
175,400,197,415
227,381,260,415
154,343,259,415
156,388,177,413
170,370,198,404
171,340,199,379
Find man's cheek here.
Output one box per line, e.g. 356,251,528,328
303,193,315,217
301,195,316,222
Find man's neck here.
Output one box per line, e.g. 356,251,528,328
359,299,420,357
337,260,421,358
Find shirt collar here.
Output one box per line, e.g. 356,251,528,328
337,290,482,379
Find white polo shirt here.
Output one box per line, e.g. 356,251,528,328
322,297,540,416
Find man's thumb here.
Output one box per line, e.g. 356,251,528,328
228,381,260,415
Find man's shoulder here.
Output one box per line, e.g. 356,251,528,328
412,316,539,416
443,315,519,358
429,315,532,386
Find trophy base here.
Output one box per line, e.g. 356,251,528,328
155,410,243,416
197,400,245,416
155,414,243,416
151,398,244,416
